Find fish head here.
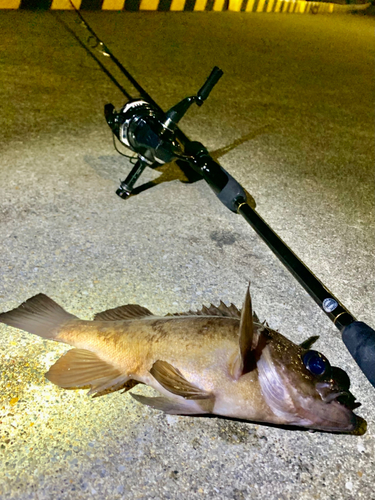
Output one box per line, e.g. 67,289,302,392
256,327,366,434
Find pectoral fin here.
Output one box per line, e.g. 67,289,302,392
150,360,212,400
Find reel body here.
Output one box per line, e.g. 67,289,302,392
105,100,182,167
104,67,224,199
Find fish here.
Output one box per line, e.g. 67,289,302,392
0,287,366,435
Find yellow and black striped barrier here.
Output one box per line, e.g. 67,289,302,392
0,0,370,13
1,0,227,9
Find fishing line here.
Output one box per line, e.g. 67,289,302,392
66,0,160,109
52,11,132,100
112,133,138,162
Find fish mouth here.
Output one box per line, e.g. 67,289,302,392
315,368,362,410
317,386,361,410
291,389,364,434
314,382,366,434
315,399,366,434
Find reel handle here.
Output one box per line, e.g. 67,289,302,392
197,66,224,105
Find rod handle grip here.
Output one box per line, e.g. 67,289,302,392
342,321,375,387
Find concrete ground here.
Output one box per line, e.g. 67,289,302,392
0,10,374,500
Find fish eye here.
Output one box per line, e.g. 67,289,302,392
302,350,331,377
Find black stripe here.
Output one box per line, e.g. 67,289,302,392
205,0,214,11
264,0,271,11
240,0,247,11
158,0,172,10
184,0,196,10
19,0,52,9
124,0,141,10
80,0,103,9
252,0,260,11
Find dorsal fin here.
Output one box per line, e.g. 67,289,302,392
299,335,320,349
167,301,240,318
167,300,260,322
94,304,154,321
239,285,254,370
230,285,268,379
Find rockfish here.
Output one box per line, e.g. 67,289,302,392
0,287,366,434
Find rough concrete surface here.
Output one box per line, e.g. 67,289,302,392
0,10,374,500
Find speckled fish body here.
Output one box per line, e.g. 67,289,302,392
0,288,366,435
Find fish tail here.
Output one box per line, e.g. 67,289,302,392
0,294,78,341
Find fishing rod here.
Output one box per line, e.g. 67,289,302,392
60,4,375,388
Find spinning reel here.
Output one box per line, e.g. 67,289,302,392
104,67,244,205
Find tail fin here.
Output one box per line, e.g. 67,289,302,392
0,294,78,340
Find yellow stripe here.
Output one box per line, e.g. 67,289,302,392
139,0,159,9
170,0,185,10
245,0,255,12
273,0,281,12
229,0,241,10
51,0,82,8
0,0,21,7
213,0,225,10
266,0,274,12
102,0,125,9
194,0,207,9
256,0,266,11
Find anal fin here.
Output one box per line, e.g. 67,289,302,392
130,393,210,415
